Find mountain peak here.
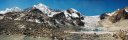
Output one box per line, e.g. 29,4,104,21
33,3,51,14
0,7,22,14
33,3,48,9
68,8,78,12
100,8,128,23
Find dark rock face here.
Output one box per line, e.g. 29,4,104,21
30,8,43,13
66,8,84,26
76,19,85,26
0,14,3,16
66,8,81,18
100,13,108,20
53,12,66,19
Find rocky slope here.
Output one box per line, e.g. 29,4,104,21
99,7,128,28
0,3,85,40
98,7,128,40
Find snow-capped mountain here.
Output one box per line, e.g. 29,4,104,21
33,3,82,19
33,3,51,14
0,3,85,27
0,7,23,14
0,3,113,32
0,3,128,40
0,3,88,38
100,7,128,23
0,3,128,33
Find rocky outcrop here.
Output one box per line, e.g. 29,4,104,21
97,8,128,40
100,13,109,20
100,8,128,23
109,9,128,23
99,7,128,32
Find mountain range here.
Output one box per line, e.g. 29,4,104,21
0,3,128,40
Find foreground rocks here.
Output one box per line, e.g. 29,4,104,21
0,18,79,39
0,17,127,40
0,31,128,40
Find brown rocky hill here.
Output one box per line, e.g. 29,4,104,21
0,6,85,40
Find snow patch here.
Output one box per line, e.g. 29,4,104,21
106,11,116,16
0,16,4,20
106,9,121,16
125,9,128,12
64,11,70,18
64,8,80,19
70,8,78,12
48,12,59,17
35,19,41,23
70,8,80,18
18,25,26,29
71,13,79,18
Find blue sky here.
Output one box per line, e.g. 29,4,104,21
0,0,128,16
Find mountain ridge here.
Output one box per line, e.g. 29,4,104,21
0,3,128,40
